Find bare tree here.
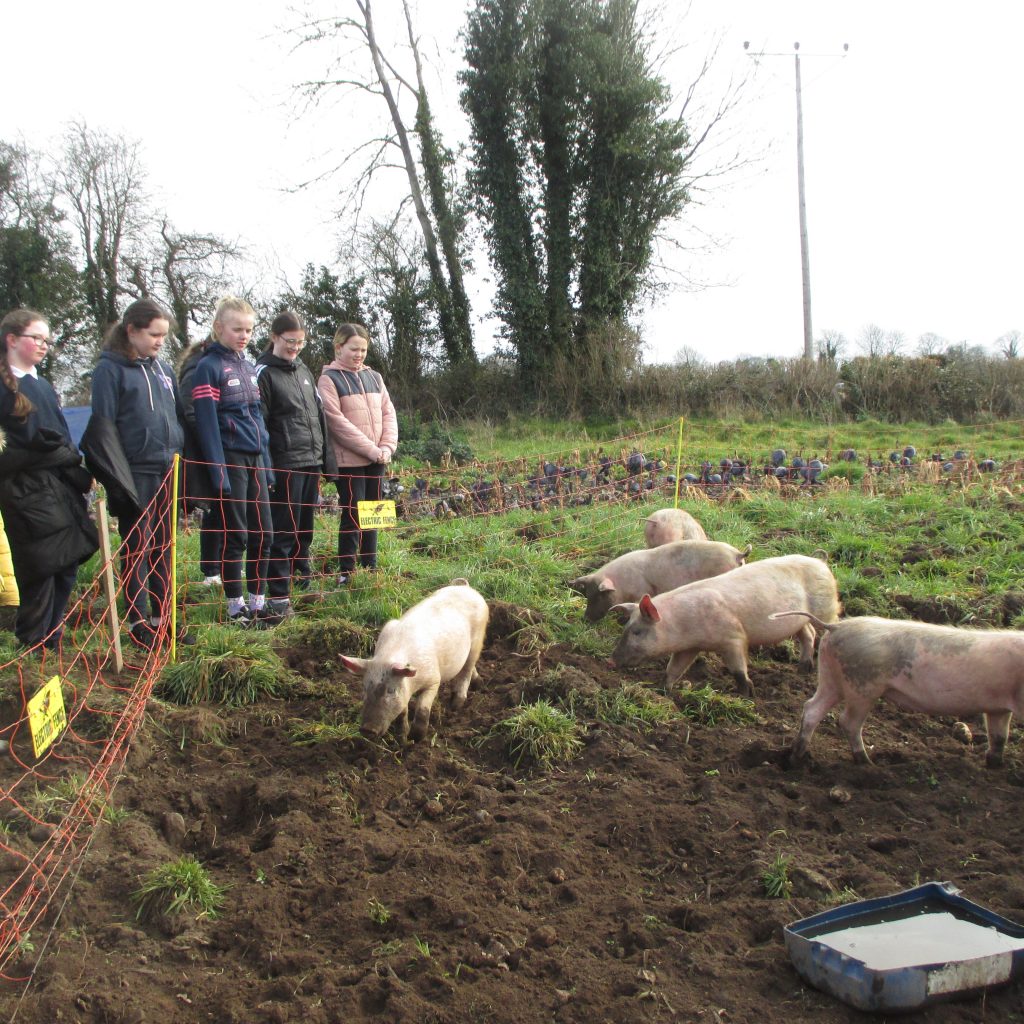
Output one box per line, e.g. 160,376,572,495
816,329,847,362
55,122,149,345
290,0,474,366
996,329,1020,359
857,323,905,358
915,331,948,357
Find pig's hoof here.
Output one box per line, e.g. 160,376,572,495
985,753,1005,769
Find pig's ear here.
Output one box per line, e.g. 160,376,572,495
609,602,636,624
597,577,615,594
391,663,417,678
740,544,752,562
639,594,661,622
568,576,588,595
339,654,369,675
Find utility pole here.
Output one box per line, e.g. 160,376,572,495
745,41,849,360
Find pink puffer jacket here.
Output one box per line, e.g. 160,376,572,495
317,362,399,468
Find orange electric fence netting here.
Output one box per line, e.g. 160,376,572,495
0,418,1020,982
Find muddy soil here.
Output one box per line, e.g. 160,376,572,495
3,621,1024,1024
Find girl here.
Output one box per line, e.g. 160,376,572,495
317,323,397,584
255,311,333,621
0,309,98,650
179,335,225,586
86,298,190,649
191,297,273,626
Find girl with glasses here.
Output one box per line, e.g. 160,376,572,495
0,308,98,650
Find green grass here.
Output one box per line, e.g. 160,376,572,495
156,626,285,706
762,853,794,899
131,855,226,921
488,699,585,769
591,683,682,731
678,685,758,727
287,712,362,746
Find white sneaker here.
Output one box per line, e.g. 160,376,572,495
202,575,223,587
337,574,349,587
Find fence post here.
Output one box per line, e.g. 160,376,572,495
96,498,123,673
673,417,685,508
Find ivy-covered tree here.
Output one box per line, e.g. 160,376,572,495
461,0,692,400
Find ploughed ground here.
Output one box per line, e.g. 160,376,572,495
4,606,1024,1024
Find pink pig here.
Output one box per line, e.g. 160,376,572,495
610,555,839,696
643,508,708,547
340,581,489,743
570,539,750,623
776,612,1024,767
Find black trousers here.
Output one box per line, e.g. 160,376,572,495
334,464,383,574
266,467,319,598
118,470,175,626
219,454,273,600
16,565,78,649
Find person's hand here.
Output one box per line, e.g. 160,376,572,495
378,448,392,465
215,465,231,498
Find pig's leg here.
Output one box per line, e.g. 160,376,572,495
796,623,816,670
790,679,841,762
838,699,873,764
392,705,411,744
665,650,698,686
451,635,485,711
719,640,753,697
984,711,1011,768
409,684,441,742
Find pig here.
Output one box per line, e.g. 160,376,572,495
775,612,1024,767
609,554,839,696
569,540,751,623
339,580,489,743
643,508,708,547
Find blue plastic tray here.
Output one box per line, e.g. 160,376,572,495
785,882,1024,1012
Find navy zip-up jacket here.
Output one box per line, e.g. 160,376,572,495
89,351,185,475
191,342,270,493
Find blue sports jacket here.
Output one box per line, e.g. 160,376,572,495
191,343,270,493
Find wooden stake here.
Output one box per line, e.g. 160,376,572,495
96,498,123,673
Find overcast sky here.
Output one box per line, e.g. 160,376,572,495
3,0,1021,364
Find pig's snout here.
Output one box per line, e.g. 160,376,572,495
359,722,384,739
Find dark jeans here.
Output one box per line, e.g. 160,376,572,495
16,566,78,649
119,471,173,625
335,463,383,574
220,454,273,600
267,467,319,598
200,502,225,578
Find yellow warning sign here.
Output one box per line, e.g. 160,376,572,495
27,676,67,758
357,499,397,530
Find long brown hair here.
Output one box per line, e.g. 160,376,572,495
104,298,173,359
0,308,45,419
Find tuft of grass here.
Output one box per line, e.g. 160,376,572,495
489,699,584,769
286,712,362,746
102,804,131,826
157,626,283,706
413,935,431,958
593,683,681,731
367,897,392,926
131,855,226,922
31,773,106,822
678,684,758,726
762,853,794,899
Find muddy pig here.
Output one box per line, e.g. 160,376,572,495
775,612,1024,767
570,539,750,623
643,508,707,547
610,554,839,695
340,580,489,742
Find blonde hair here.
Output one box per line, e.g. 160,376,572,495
211,296,256,342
